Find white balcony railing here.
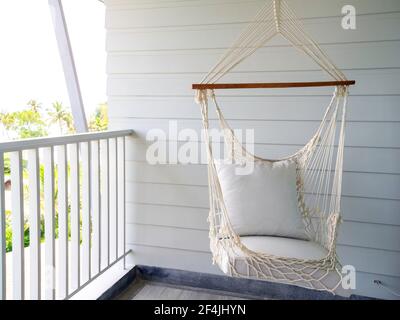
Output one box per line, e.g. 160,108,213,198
0,130,133,300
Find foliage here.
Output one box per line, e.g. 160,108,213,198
5,211,12,252
3,154,10,175
0,100,48,139
0,101,108,139
89,103,108,132
4,210,31,252
47,101,75,134
1,100,108,252
5,210,46,252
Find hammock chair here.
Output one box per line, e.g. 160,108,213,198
194,0,355,295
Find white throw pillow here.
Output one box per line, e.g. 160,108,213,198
215,160,308,240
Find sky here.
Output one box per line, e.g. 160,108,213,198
0,0,106,116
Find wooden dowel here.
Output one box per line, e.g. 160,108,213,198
192,80,355,90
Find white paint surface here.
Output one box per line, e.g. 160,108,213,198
105,0,400,299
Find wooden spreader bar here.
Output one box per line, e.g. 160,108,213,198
192,80,356,90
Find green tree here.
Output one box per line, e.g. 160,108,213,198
0,100,47,139
88,103,108,132
1,100,110,252
47,101,75,135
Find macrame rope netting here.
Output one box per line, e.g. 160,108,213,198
199,0,346,85
195,0,350,293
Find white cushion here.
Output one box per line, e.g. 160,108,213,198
216,160,307,239
240,236,327,260
218,236,350,296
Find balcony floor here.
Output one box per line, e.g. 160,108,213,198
116,280,257,300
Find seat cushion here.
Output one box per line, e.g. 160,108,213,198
240,236,327,260
217,236,350,296
215,160,307,239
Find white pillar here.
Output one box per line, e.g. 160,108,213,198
48,0,88,133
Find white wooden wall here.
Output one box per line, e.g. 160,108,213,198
104,0,400,299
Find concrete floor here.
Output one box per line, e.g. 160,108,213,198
116,280,251,300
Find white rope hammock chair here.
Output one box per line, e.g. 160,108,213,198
194,0,353,295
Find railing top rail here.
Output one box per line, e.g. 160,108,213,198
0,129,134,153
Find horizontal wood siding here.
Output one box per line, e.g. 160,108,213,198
105,0,400,299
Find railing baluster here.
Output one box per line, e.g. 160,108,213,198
43,147,55,300
91,140,101,275
115,138,118,261
27,149,41,300
122,137,126,269
81,142,91,282
109,138,117,262
0,152,6,299
10,151,24,300
69,143,80,291
117,138,124,260
56,145,68,299
100,139,110,269
0,130,133,300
